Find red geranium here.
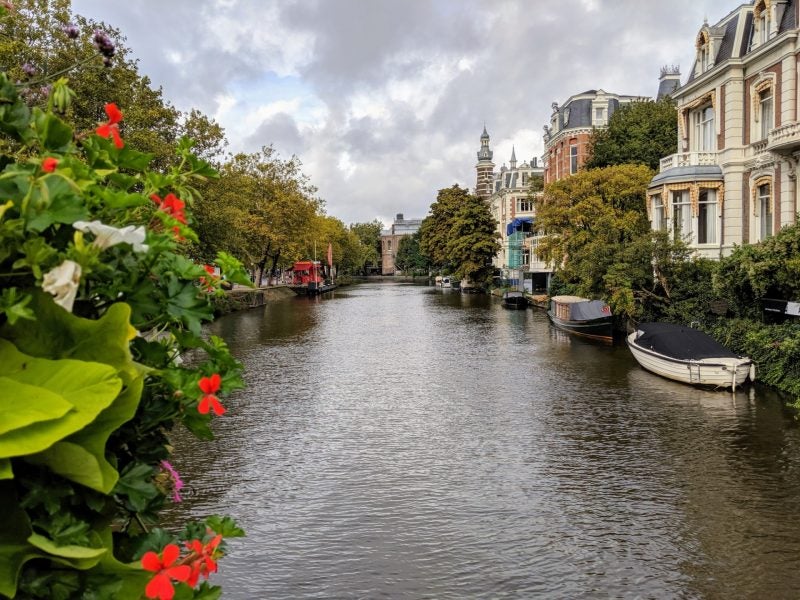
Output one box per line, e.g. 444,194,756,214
41,157,58,172
96,102,124,148
198,373,225,416
199,265,217,292
185,533,223,586
150,193,187,224
141,543,191,600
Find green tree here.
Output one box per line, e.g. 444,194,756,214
394,232,428,275
585,98,678,171
349,219,383,273
420,184,498,285
536,164,654,317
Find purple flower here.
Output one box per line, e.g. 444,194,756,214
160,460,185,503
21,63,35,77
92,29,115,58
62,23,79,39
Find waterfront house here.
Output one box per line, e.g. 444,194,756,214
648,0,800,258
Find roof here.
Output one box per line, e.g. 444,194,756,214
650,165,723,187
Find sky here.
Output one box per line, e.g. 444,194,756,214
71,0,737,228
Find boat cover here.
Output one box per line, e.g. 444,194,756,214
633,322,740,360
568,300,611,321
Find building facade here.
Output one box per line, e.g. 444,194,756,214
475,129,550,291
649,0,800,259
380,213,423,275
542,89,647,184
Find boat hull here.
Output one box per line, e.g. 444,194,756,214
547,312,612,341
502,296,528,309
289,283,337,296
627,333,752,389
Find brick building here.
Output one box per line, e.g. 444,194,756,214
380,213,423,275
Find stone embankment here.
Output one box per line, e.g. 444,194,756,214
214,285,295,314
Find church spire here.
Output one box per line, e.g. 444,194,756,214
510,145,517,170
477,126,493,162
475,125,495,201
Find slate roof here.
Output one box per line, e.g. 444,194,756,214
650,165,723,186
715,15,739,63
657,77,680,100
740,11,754,58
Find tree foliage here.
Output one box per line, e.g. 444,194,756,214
536,164,655,317
394,231,428,275
349,220,382,273
419,184,499,285
585,98,678,171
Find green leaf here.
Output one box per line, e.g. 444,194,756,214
166,279,213,335
0,483,39,598
103,190,150,209
0,377,73,435
11,237,57,278
29,375,144,493
26,175,87,232
35,111,74,153
0,288,35,325
215,251,253,287
116,147,153,172
1,291,141,380
0,339,122,459
27,532,106,569
113,463,158,512
0,459,11,480
204,515,245,538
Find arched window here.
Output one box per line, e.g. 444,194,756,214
757,181,773,240
752,78,775,142
754,0,770,45
696,30,711,75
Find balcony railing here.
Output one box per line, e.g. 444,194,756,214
659,151,719,172
767,121,800,152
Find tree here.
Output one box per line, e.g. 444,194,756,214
535,164,654,316
420,184,499,286
394,232,429,275
585,98,678,171
349,219,383,273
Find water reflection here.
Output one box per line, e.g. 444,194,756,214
164,281,800,599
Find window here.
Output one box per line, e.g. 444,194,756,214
692,105,715,151
759,12,768,44
759,88,773,140
594,107,605,125
652,195,667,231
759,183,772,239
570,144,578,174
521,172,528,186
672,190,692,242
387,240,392,251
517,197,533,212
699,44,709,72
521,247,530,267
697,189,717,244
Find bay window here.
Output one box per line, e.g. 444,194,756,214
652,194,666,231
672,191,692,242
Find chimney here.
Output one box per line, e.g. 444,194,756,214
532,157,538,168
396,213,404,221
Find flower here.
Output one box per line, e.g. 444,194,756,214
141,544,191,600
92,29,115,58
62,23,79,39
151,193,187,224
198,373,225,416
41,157,58,173
73,220,148,253
41,260,81,312
96,102,124,148
160,460,184,503
21,62,35,77
185,534,223,586
199,264,217,291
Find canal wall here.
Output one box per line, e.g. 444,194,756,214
214,285,295,315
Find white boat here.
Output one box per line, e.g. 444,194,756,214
440,277,451,288
627,322,755,390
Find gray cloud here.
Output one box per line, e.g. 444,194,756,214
72,0,735,225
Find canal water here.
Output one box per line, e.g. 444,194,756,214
165,281,800,599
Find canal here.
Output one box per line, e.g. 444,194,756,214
166,281,800,599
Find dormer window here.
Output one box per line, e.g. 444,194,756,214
753,1,771,47
696,30,711,74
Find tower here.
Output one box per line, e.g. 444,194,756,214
475,125,495,200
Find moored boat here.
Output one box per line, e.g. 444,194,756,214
287,260,337,296
547,295,613,341
501,290,527,309
627,322,755,390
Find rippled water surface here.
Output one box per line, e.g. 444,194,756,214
165,281,800,599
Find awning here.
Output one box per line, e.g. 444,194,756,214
290,261,316,271
506,217,533,236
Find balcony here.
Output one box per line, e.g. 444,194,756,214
767,121,800,153
659,151,719,173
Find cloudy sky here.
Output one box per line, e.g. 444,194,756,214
71,0,735,227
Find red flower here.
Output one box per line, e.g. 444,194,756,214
198,373,225,416
185,534,223,586
141,543,191,600
199,265,217,291
96,102,124,148
41,157,58,173
199,373,221,395
151,193,187,224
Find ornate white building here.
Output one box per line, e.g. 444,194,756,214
649,0,800,258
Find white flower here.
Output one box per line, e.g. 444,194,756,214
73,220,148,253
42,260,81,312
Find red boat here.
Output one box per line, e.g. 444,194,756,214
288,261,337,295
